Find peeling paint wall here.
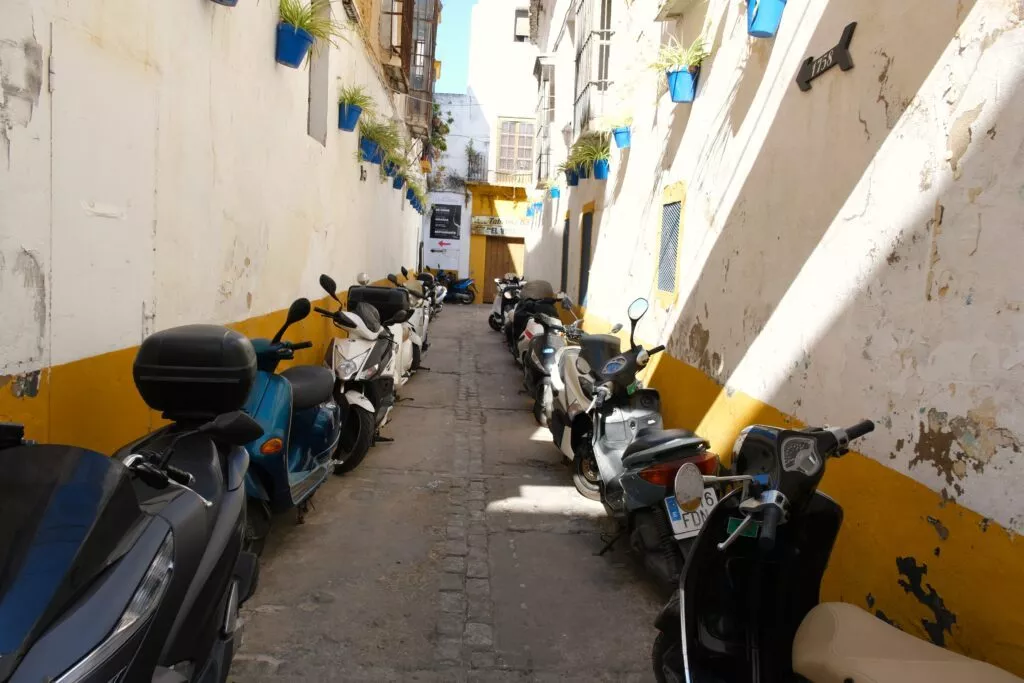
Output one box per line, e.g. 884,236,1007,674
525,0,1024,671
0,2,421,381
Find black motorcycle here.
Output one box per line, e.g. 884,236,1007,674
652,419,879,682
0,324,264,683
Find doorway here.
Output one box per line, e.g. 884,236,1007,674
483,236,525,302
579,212,593,304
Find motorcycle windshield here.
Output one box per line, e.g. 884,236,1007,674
0,446,142,676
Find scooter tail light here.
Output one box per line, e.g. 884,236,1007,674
260,437,284,455
638,451,719,486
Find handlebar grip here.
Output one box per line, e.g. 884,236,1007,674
846,420,875,440
649,345,666,355
314,306,334,317
166,464,195,486
759,505,781,552
292,341,313,350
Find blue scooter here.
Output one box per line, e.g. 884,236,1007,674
439,269,477,304
242,297,342,554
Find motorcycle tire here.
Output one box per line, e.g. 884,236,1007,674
572,453,602,501
334,406,376,474
411,343,422,370
651,630,683,683
533,382,553,428
243,498,272,557
488,315,502,332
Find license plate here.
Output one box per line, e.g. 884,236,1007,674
664,488,719,539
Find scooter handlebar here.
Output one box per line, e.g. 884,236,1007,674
314,306,335,317
648,345,666,356
291,341,313,350
166,464,195,486
845,420,875,441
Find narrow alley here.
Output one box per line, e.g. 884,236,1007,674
232,305,661,682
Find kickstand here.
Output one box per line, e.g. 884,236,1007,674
396,396,415,403
375,435,395,443
595,530,624,556
418,366,431,371
296,501,309,524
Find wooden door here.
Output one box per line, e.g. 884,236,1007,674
483,237,525,302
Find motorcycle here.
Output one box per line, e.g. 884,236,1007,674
1,324,264,682
550,298,721,586
415,269,446,318
392,269,430,366
505,280,559,358
518,294,576,427
316,273,411,472
241,298,343,553
489,273,523,332
650,418,1017,683
443,273,477,305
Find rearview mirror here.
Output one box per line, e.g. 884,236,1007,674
627,298,649,322
611,323,623,334
387,274,399,286
319,274,340,302
401,266,409,278
388,309,410,324
200,411,265,445
287,298,311,325
357,272,371,285
674,463,705,513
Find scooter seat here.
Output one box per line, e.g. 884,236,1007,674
281,365,335,410
621,428,708,468
793,602,1021,683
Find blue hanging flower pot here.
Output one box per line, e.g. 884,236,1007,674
667,66,700,103
526,206,535,217
338,103,363,131
612,127,632,149
577,163,591,179
359,137,380,163
550,187,561,198
406,188,415,201
393,174,405,190
593,159,610,180
748,0,787,38
209,0,238,6
276,23,314,69
565,169,579,187
384,160,398,177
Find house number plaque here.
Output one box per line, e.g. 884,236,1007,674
796,22,856,92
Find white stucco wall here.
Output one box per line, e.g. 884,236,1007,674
526,0,1024,534
0,0,421,373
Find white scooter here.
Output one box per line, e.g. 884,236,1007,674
395,268,431,366
316,273,411,470
489,273,523,332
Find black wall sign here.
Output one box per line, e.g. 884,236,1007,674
430,204,462,239
796,22,856,92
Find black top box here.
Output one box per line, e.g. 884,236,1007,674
133,324,257,422
347,285,411,323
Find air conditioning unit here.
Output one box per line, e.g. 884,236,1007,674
340,0,362,25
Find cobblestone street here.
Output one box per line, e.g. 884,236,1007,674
232,305,662,682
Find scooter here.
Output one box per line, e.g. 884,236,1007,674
2,324,264,682
551,298,721,586
505,280,558,358
393,268,430,368
650,419,1019,683
241,298,342,553
518,295,576,426
316,273,410,472
489,274,523,331
444,274,477,304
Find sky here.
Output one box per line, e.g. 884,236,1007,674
434,0,478,94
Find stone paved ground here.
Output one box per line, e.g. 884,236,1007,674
232,305,662,682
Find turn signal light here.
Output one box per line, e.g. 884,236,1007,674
638,452,720,486
260,437,284,455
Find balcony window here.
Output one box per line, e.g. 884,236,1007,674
514,9,530,42
497,119,535,186
573,0,613,136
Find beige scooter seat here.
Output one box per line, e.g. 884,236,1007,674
793,603,1021,683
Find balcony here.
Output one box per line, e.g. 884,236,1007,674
573,0,613,137
379,0,440,138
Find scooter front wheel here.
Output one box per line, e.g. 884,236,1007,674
651,630,684,683
572,454,602,501
334,407,376,474
488,314,502,332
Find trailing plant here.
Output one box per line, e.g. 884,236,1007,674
649,35,710,72
428,104,455,160
571,132,611,164
338,84,375,112
279,0,347,55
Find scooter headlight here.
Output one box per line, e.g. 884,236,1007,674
338,359,358,379
56,532,174,682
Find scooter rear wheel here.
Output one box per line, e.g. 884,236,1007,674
572,454,602,501
244,498,272,557
334,406,375,474
488,315,502,332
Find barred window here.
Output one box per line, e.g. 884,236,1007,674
658,202,681,293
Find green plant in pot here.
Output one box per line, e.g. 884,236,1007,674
338,84,374,131
604,112,634,149
357,116,400,165
651,36,710,104
276,0,346,69
573,133,612,181
559,158,580,187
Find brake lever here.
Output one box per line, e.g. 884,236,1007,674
717,514,755,551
